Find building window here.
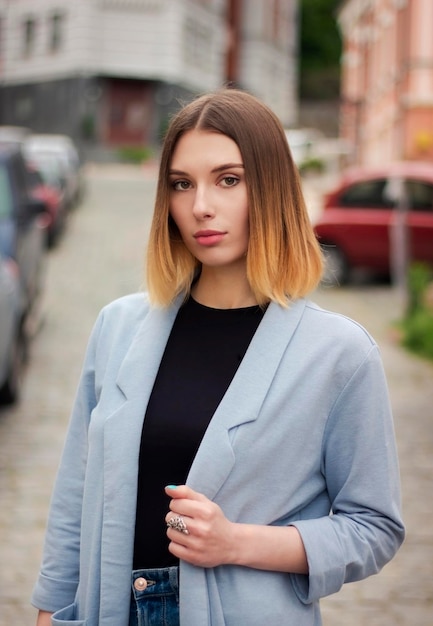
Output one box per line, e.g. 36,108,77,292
22,17,36,57
49,12,65,53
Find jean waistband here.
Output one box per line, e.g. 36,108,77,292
131,566,179,598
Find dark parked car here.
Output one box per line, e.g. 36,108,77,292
314,162,433,284
26,161,67,248
0,256,25,404
0,145,48,339
24,134,86,209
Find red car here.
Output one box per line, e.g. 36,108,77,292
314,162,433,284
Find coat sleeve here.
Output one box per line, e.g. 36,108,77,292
31,311,104,612
290,345,405,603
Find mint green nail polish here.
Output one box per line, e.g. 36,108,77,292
166,484,177,489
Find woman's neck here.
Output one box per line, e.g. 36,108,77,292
191,267,258,309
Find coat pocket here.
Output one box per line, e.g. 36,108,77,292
51,602,87,625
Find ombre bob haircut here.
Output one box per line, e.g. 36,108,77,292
146,88,323,307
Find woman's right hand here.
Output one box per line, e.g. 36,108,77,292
36,610,53,626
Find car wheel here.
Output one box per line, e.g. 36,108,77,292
321,244,349,286
0,330,26,405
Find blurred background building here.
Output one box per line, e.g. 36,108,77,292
0,0,299,158
339,0,433,166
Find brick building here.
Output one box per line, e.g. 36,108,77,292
338,0,433,166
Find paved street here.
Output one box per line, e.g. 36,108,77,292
0,165,432,625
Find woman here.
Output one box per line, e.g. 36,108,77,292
33,89,404,626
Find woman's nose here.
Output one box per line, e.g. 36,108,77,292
192,186,215,219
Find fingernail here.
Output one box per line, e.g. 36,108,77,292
166,484,177,489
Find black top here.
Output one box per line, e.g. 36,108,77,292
133,296,265,568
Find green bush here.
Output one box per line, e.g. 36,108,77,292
406,262,432,315
401,309,433,360
298,157,326,176
400,263,433,360
118,146,153,164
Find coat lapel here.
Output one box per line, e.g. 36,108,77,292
103,297,182,486
187,298,307,499
102,296,185,502
180,299,307,626
100,296,183,623
116,299,181,402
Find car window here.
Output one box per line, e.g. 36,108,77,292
27,168,44,188
0,167,13,219
406,180,433,212
339,178,393,208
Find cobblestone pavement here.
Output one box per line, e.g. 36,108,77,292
0,165,432,625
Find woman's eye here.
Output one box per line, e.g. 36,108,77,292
172,180,191,191
221,176,239,187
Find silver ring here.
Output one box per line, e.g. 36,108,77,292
167,515,189,535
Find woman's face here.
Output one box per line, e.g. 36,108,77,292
168,130,249,272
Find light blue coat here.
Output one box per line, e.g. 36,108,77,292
32,293,404,625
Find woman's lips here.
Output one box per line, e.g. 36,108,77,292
194,230,226,246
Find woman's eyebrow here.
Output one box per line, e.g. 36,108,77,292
168,169,188,176
211,163,244,173
169,163,244,177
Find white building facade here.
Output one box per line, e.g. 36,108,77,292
0,0,298,150
236,0,298,128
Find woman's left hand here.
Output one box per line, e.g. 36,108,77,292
165,485,237,567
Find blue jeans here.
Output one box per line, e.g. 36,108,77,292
129,567,180,626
